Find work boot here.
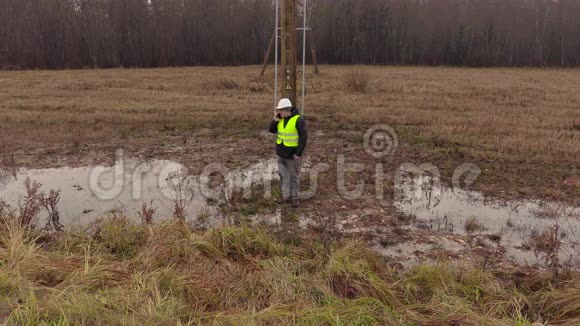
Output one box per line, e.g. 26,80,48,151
277,197,291,205
292,198,300,208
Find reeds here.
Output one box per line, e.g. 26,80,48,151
0,215,577,325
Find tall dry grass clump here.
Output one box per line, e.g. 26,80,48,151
343,70,370,93
0,219,43,276
0,216,578,324
211,78,240,91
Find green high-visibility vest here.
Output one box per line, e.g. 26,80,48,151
277,115,300,147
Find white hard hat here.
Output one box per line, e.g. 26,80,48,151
276,98,293,110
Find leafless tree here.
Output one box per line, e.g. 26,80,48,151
0,0,579,69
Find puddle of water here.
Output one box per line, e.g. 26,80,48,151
394,176,580,267
3,157,579,269
0,158,279,226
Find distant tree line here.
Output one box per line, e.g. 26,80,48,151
1,0,579,69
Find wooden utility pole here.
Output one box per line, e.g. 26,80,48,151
260,0,319,78
260,29,320,77
281,0,297,104
309,30,320,75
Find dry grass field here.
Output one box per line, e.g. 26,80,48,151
0,66,580,324
0,66,578,203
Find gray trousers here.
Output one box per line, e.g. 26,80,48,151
278,157,300,200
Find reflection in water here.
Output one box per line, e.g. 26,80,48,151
394,176,580,267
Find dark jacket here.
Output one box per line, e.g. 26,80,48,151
269,107,308,159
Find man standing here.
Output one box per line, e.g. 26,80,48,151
269,98,308,207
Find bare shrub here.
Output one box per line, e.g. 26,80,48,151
18,178,43,227
464,217,485,234
173,199,187,220
168,176,194,220
528,225,562,271
138,201,157,225
13,178,62,230
344,70,370,93
40,189,63,231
